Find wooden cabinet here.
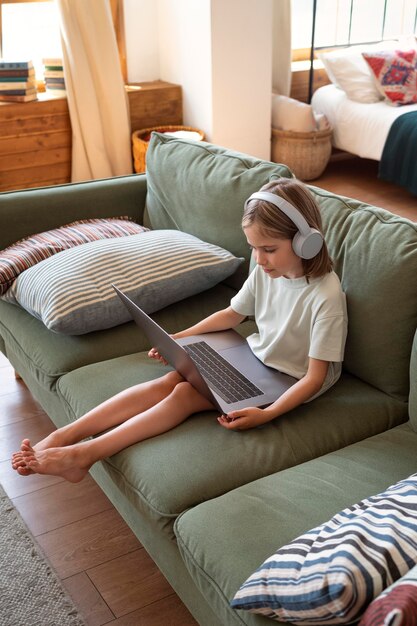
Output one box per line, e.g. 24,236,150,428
0,81,182,192
126,81,182,132
0,95,71,192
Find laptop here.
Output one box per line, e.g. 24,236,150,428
113,285,297,415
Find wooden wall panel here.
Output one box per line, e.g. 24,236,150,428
0,164,72,192
0,131,72,156
290,66,331,103
0,81,183,193
0,95,71,191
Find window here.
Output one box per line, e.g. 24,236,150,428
0,0,61,81
0,0,126,83
292,0,417,59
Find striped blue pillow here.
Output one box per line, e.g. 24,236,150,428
231,474,417,624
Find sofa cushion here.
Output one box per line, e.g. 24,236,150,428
145,133,293,289
358,564,417,626
174,423,417,626
57,351,407,521
410,329,417,433
231,472,417,623
0,217,148,295
3,230,242,335
0,283,235,389
310,186,417,403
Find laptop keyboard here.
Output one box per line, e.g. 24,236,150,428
184,341,263,404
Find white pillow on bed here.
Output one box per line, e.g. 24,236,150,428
319,39,417,104
318,47,383,103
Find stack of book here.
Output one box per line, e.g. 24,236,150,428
43,58,66,95
0,60,37,103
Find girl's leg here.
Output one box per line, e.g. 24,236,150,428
17,381,215,483
11,371,184,473
27,371,184,448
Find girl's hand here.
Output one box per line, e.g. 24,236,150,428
147,347,168,365
217,407,272,430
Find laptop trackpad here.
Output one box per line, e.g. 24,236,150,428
220,344,295,388
220,344,269,379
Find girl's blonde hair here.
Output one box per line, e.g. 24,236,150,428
242,178,333,279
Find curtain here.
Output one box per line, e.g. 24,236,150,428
56,0,133,181
272,0,292,96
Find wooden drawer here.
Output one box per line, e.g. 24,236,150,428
0,81,182,192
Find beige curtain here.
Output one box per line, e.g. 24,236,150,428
272,0,292,95
56,0,133,181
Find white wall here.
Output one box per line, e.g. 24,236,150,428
157,0,213,139
124,0,273,159
124,0,159,82
210,0,272,158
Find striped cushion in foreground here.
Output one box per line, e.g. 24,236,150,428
231,474,417,625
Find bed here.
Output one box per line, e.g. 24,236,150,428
311,42,417,195
312,83,417,161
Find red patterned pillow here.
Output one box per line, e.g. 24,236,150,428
358,565,417,626
362,49,417,106
0,217,149,295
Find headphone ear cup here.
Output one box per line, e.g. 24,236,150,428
292,229,324,259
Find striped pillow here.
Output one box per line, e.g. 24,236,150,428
359,564,417,626
3,229,243,335
0,217,148,295
231,474,417,624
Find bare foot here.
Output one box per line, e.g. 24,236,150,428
11,439,35,476
27,427,78,453
12,426,84,476
18,444,91,483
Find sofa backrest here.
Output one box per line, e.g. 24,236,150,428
144,133,293,288
410,329,417,431
310,185,417,404
145,134,417,404
0,175,147,251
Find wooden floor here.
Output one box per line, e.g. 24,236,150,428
0,155,416,626
0,352,198,626
314,154,417,222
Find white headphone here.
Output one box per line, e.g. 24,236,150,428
244,191,324,259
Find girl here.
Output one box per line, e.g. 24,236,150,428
11,178,347,483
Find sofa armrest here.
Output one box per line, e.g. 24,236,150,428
410,328,417,431
0,173,148,250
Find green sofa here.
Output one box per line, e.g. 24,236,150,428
1,134,416,625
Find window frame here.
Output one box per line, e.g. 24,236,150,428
0,0,127,83
291,0,417,63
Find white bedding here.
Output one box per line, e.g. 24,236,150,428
312,84,417,161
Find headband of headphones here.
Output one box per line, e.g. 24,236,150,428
244,191,324,259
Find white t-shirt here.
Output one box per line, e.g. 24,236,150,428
230,266,348,396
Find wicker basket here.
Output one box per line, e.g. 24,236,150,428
132,125,205,173
271,127,333,181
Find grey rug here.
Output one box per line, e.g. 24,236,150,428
0,483,86,626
